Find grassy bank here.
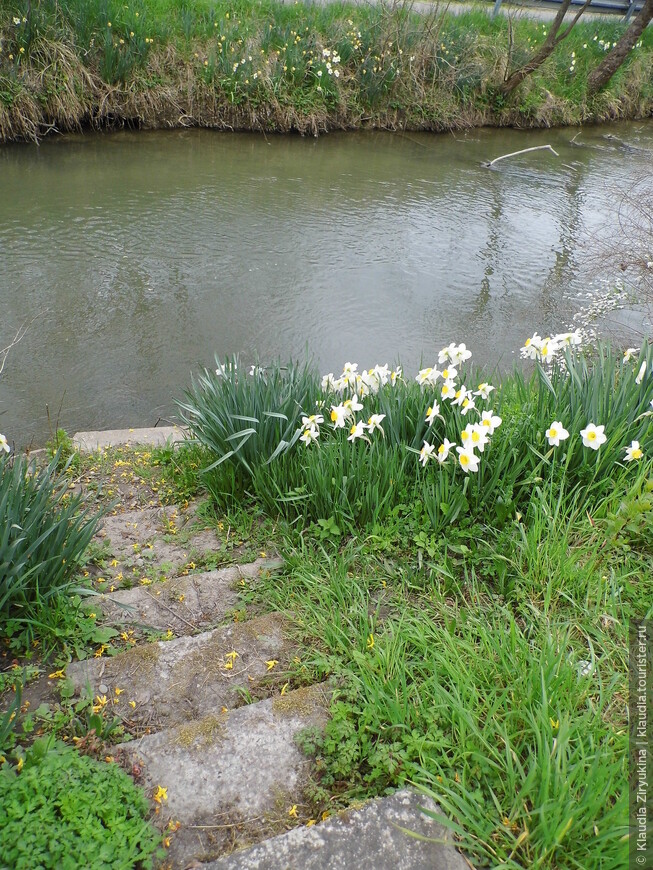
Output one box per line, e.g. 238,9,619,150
2,333,652,866
0,0,651,143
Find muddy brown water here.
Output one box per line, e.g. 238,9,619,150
1,121,651,447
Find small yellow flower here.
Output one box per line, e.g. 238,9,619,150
366,633,374,650
92,695,108,713
114,687,124,696
128,700,136,708
16,757,23,773
306,819,316,827
288,804,298,818
111,559,118,567
153,785,168,804
94,644,108,658
280,682,289,696
550,717,560,730
265,660,278,671
19,47,25,54
259,551,267,558
48,669,65,679
88,613,96,619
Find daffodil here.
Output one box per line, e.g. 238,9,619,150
441,379,456,400
343,394,364,416
300,426,319,446
342,361,358,387
452,386,469,407
440,366,457,381
0,434,10,454
419,441,436,466
580,423,606,450
636,361,647,385
436,438,455,464
448,343,472,366
321,372,336,391
330,403,348,428
348,421,368,442
538,338,558,364
456,446,480,473
460,396,476,416
480,410,502,436
624,440,643,462
416,367,440,386
623,347,639,362
545,421,569,447
366,413,386,434
390,368,402,386
302,414,324,429
520,332,542,360
425,402,440,425
461,424,488,453
474,383,495,401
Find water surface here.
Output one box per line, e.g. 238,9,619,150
1,122,651,446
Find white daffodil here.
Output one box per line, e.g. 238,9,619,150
300,426,319,446
302,414,324,430
623,348,639,363
635,361,647,385
344,394,364,416
580,423,606,450
361,369,380,394
366,413,386,434
456,446,480,473
436,438,455,463
438,345,453,365
249,365,265,377
538,338,558,364
419,441,436,466
321,372,336,391
441,379,456,401
440,365,458,382
480,410,502,436
348,420,368,442
545,421,569,447
425,402,440,425
342,362,358,388
330,403,348,428
373,364,390,387
0,434,10,454
416,366,440,386
474,383,495,401
521,332,542,360
452,386,469,407
624,440,643,462
461,424,488,453
460,396,476,416
390,367,402,386
449,343,472,366
554,330,582,347
355,375,370,398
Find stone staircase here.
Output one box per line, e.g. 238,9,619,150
62,428,472,869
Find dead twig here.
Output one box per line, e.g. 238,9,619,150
483,145,559,169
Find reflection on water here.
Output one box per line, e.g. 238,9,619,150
1,121,651,446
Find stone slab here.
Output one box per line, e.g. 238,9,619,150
205,789,469,870
125,683,331,868
73,426,184,452
97,559,280,633
66,612,292,732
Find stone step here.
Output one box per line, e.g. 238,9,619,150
66,612,292,734
93,505,221,582
204,789,469,870
73,426,184,452
121,683,330,870
96,558,281,634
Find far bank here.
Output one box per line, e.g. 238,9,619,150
0,0,651,143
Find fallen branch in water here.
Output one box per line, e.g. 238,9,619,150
483,145,559,169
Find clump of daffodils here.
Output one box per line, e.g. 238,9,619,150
520,330,582,364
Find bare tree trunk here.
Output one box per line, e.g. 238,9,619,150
500,0,592,95
587,0,653,94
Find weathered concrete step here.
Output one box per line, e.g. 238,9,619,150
97,558,281,634
94,505,221,580
123,683,330,869
73,426,184,452
66,612,292,733
205,789,469,870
